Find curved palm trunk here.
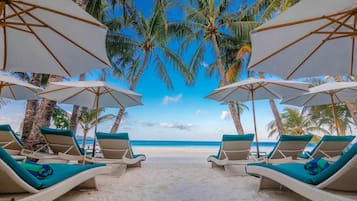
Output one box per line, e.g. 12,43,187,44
346,102,357,125
259,72,285,135
28,75,62,150
110,51,150,133
69,74,86,133
22,73,42,148
82,127,89,148
211,34,244,134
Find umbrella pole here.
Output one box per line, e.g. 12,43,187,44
251,90,260,158
330,95,340,136
92,91,100,157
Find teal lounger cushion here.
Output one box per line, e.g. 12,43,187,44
0,124,23,146
247,143,357,185
299,135,355,159
96,132,129,140
39,127,85,155
211,134,254,159
267,134,313,158
0,147,105,189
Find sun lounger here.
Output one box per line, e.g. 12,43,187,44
0,125,59,161
96,132,146,167
245,143,357,201
207,134,255,175
39,127,86,156
0,124,24,155
0,146,111,201
263,134,313,163
299,135,355,159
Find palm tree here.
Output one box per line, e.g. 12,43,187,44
52,107,70,130
267,108,329,139
308,104,354,136
108,0,193,132
78,107,115,148
182,0,257,134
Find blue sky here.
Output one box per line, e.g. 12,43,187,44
0,0,290,142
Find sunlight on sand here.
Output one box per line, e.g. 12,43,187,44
58,147,306,201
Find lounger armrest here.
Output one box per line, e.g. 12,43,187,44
20,149,59,160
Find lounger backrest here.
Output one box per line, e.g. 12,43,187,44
314,143,357,190
310,135,355,158
96,132,132,159
40,127,84,156
0,124,23,151
218,134,254,160
0,147,42,192
268,134,313,159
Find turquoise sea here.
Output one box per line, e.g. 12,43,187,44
77,138,315,152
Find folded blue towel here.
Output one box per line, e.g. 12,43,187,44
304,158,329,175
20,162,53,179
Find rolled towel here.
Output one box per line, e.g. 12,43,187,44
304,158,330,175
20,161,53,179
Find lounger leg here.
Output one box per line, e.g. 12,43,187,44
259,177,282,190
76,178,98,190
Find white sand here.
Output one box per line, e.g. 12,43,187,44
58,147,306,201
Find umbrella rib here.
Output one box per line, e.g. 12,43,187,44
5,24,32,33
1,5,6,71
302,93,318,106
8,86,16,99
254,7,357,32
257,84,284,99
8,3,71,76
13,1,106,28
286,13,353,79
61,88,89,103
352,14,357,75
249,13,347,70
323,15,356,31
219,86,249,102
103,87,125,109
14,5,110,68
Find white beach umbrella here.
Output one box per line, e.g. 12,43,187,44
206,77,309,156
0,74,41,100
0,0,110,77
282,81,357,135
248,0,357,79
37,81,143,154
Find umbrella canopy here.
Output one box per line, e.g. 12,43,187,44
282,81,357,135
248,0,357,79
37,81,143,109
0,0,110,77
206,78,309,157
0,74,41,100
37,81,143,155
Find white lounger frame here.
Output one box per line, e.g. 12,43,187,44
207,140,256,175
97,139,146,167
246,155,357,201
0,160,111,201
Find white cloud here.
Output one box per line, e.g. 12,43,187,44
220,111,230,120
161,94,182,105
160,122,193,130
200,61,209,68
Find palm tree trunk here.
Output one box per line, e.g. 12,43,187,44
211,34,244,134
346,102,357,124
110,51,150,133
22,73,42,148
27,75,62,150
258,72,285,134
82,127,89,148
69,74,85,133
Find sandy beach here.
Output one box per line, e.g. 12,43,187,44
59,147,306,201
